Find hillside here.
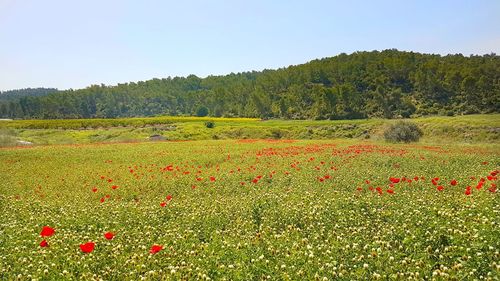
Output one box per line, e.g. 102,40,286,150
1,50,499,119
0,88,58,101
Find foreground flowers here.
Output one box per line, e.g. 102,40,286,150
104,232,115,240
40,226,55,237
79,242,95,253
150,245,163,254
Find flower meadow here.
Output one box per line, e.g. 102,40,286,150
0,139,498,280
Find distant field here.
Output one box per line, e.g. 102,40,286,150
0,139,498,279
0,116,260,129
0,114,499,146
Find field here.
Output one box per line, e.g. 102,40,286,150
0,138,499,280
1,114,499,146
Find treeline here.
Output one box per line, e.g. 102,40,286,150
0,88,58,102
1,50,499,119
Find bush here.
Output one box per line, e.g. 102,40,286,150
204,121,215,129
196,106,209,117
384,121,423,143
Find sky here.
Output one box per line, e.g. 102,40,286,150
0,0,499,91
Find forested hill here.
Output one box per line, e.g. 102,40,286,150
0,88,58,102
1,50,499,119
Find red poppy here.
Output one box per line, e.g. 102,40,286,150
210,176,216,182
437,185,444,191
450,179,457,186
160,202,167,207
80,242,95,253
386,189,394,194
389,177,400,184
476,181,484,190
356,187,363,191
100,197,105,203
104,232,114,240
107,179,113,183
252,178,258,184
465,186,472,196
111,185,118,190
40,226,55,237
150,244,163,254
166,195,172,201
92,187,98,193
39,240,48,247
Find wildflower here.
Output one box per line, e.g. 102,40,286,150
80,242,95,253
40,226,55,237
150,245,163,254
389,177,400,184
104,232,114,240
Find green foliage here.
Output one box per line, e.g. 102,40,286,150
384,121,423,143
196,106,209,117
1,114,498,146
204,121,215,128
0,139,498,279
1,50,499,120
0,88,58,102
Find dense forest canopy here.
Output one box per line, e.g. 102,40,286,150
0,88,58,102
1,50,499,119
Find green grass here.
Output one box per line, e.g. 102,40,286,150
0,139,498,280
1,114,499,145
0,116,260,129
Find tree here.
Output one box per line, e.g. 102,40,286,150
196,106,209,117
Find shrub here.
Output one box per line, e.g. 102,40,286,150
196,106,209,117
384,121,423,143
204,121,215,129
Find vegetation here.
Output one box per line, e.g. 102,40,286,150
1,50,499,120
0,139,498,279
204,121,215,129
0,114,498,146
384,121,423,143
0,88,58,102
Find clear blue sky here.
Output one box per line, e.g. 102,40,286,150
0,0,499,91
